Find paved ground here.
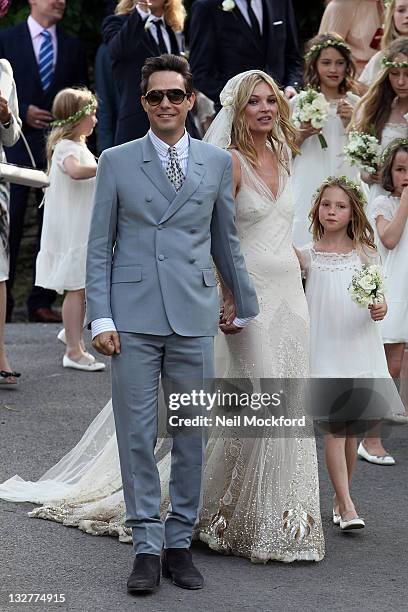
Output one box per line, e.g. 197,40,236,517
0,324,407,612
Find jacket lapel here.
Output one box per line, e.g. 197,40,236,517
229,4,264,55
21,23,42,89
140,134,175,202
159,138,206,224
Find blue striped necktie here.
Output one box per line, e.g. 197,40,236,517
39,30,54,91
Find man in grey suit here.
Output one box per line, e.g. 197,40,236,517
86,54,259,594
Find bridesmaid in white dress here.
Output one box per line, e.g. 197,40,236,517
0,72,325,563
291,33,360,248
369,140,408,415
359,1,408,89
297,176,404,530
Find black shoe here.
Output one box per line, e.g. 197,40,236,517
162,548,204,590
28,307,62,323
127,554,161,593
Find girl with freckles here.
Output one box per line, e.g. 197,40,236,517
291,33,360,248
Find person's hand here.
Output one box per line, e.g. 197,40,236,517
0,92,11,124
92,331,121,355
361,170,380,185
298,120,322,145
337,98,353,127
401,184,408,206
368,301,387,321
284,86,297,99
220,292,236,325
26,105,53,129
219,321,243,335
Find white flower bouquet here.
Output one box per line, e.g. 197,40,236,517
344,131,381,175
292,88,330,149
348,264,385,307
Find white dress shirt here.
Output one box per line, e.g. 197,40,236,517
91,130,253,338
235,0,263,35
27,15,58,67
137,6,172,54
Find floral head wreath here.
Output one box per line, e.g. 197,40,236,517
381,54,408,69
203,69,284,149
381,137,408,164
50,94,97,128
314,176,366,207
304,39,351,62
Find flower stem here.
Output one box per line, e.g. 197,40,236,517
318,134,328,149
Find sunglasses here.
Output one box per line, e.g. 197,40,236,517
144,89,192,106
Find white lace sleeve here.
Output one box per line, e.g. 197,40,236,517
371,196,396,222
295,244,311,279
54,139,82,173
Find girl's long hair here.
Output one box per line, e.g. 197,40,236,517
382,0,399,50
230,71,299,169
304,32,357,95
309,176,376,250
351,37,408,139
46,87,95,171
115,0,186,32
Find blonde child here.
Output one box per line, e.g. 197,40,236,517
36,88,105,372
297,176,404,530
291,33,360,247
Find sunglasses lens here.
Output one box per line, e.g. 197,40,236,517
146,91,164,106
167,90,187,104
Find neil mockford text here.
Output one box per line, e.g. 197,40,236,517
167,389,306,428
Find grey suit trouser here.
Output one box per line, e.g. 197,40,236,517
111,332,214,555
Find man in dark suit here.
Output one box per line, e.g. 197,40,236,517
103,0,199,145
0,0,87,322
189,0,302,107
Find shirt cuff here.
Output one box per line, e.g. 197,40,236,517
232,316,255,328
91,317,117,339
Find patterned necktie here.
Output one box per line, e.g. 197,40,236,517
152,19,168,54
166,146,185,191
39,30,54,91
246,0,261,38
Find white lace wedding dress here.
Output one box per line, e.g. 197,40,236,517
0,152,325,563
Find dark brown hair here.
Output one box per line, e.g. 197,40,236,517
304,32,357,95
381,141,408,192
140,54,193,95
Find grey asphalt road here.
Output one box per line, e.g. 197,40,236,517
0,324,407,612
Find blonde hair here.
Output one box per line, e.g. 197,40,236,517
115,0,186,32
309,177,376,250
46,87,95,170
382,0,399,50
230,72,299,169
351,37,408,139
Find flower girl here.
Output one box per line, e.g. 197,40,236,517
369,139,408,411
36,88,105,372
352,37,408,203
291,33,360,247
360,0,408,88
297,176,404,530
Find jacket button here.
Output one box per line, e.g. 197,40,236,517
158,225,163,230
158,254,165,261
190,228,196,234
146,195,152,202
195,200,202,205
189,257,196,264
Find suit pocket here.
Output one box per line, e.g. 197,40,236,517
111,266,142,283
202,268,217,287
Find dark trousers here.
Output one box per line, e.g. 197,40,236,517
6,184,55,320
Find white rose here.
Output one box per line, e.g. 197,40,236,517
358,276,375,292
222,0,235,11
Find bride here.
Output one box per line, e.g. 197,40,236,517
0,71,325,563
